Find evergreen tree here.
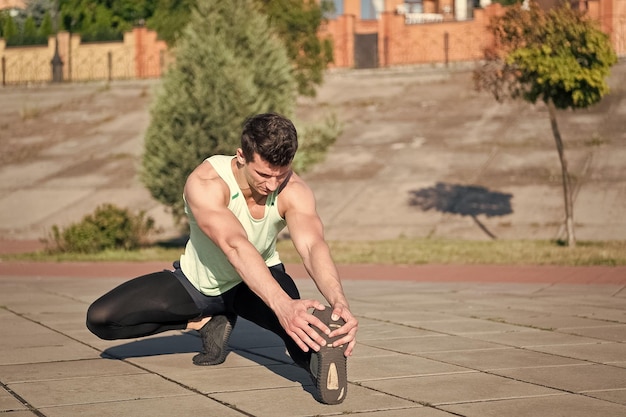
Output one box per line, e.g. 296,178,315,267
146,0,194,45
38,11,53,39
59,1,127,41
2,14,19,45
256,0,334,97
141,0,296,221
22,16,39,45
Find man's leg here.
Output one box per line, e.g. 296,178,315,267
226,264,310,366
86,270,202,340
227,264,349,404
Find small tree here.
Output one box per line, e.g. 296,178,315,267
22,16,40,45
141,0,296,221
474,1,617,247
38,11,53,39
256,0,334,97
2,14,19,45
146,0,196,45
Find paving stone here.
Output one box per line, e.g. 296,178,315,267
339,407,458,417
415,317,539,334
8,374,192,408
364,334,507,354
492,363,626,392
474,313,613,331
211,383,417,417
0,386,28,413
91,332,199,359
356,318,440,340
39,395,243,417
440,393,626,417
559,325,626,342
582,388,626,405
0,358,144,383
531,342,626,363
148,362,308,395
361,372,559,405
350,353,473,381
422,346,584,370
127,348,281,373
0,336,99,365
461,329,605,347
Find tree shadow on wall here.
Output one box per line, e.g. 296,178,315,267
408,182,513,239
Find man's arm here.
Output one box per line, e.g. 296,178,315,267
183,162,329,353
282,175,358,356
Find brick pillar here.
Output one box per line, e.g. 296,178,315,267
134,27,146,78
56,31,71,80
379,11,391,67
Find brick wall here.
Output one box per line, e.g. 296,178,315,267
321,3,504,69
321,1,623,69
585,0,626,56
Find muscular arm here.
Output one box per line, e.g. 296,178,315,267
282,176,358,355
183,162,328,352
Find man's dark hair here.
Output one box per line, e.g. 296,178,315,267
241,113,298,167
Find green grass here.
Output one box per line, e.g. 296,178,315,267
4,239,626,266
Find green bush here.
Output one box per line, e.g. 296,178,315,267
47,204,156,253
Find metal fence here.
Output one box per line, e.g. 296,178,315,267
0,28,168,86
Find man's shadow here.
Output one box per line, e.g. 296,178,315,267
408,182,513,239
101,318,315,395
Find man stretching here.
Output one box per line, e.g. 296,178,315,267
86,113,358,405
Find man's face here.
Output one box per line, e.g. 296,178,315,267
238,150,291,196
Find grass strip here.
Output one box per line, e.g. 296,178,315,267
3,239,625,266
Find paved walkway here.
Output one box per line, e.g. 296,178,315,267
1,264,625,416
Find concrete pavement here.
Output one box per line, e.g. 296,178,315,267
1,267,625,416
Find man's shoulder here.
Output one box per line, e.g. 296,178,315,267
282,171,310,193
279,172,315,209
191,159,221,180
186,160,230,201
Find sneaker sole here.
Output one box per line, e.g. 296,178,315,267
311,308,348,405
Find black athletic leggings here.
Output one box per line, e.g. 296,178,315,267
86,263,308,364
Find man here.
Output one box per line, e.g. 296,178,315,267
87,113,358,405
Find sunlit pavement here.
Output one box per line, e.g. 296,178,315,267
1,264,625,416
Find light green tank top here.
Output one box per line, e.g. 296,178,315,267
179,155,286,296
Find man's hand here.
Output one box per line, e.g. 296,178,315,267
273,299,331,353
327,303,358,356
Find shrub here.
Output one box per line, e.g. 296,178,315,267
47,204,156,253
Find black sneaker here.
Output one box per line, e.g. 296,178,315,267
308,307,348,405
192,314,237,366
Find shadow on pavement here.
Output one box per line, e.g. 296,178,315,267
101,333,200,358
100,318,317,396
409,182,513,239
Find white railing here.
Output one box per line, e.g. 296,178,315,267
405,13,444,24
